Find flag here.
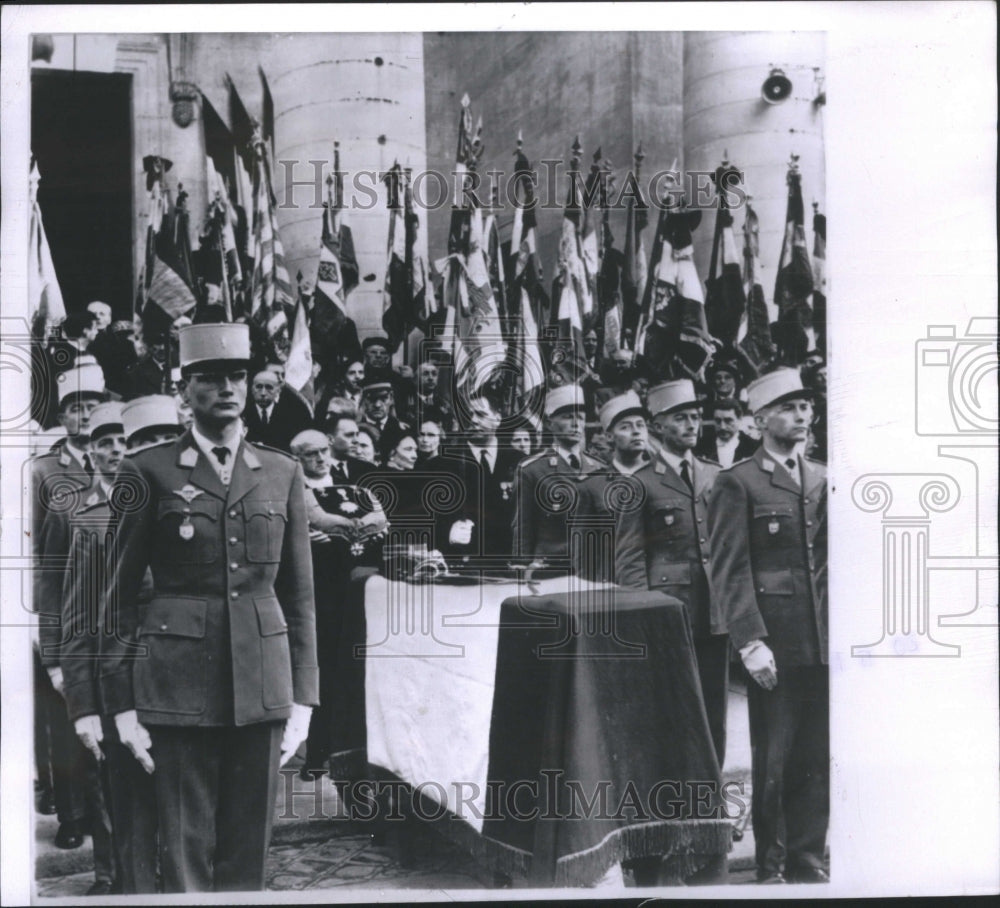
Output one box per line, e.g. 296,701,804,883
738,200,777,369
619,145,649,350
311,143,361,367
227,76,257,268
578,149,604,320
439,95,506,393
773,158,815,364
284,294,313,391
635,193,714,380
812,204,827,357
705,205,746,347
199,162,242,319
28,160,66,327
507,138,547,396
138,157,198,339
483,197,507,319
249,130,296,362
381,162,409,351
259,66,275,159
551,138,593,382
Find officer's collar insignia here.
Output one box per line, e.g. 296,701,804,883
85,491,100,507
760,458,776,473
174,484,204,504
242,445,261,470
179,446,199,468
654,459,666,474
58,448,71,467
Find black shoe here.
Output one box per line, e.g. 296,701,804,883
54,820,86,850
756,871,788,884
86,880,115,896
788,865,830,883
36,789,57,815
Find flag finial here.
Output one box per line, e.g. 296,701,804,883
570,136,582,170
515,130,523,154
461,92,470,108
634,142,644,166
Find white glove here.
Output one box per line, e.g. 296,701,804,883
740,640,777,690
279,703,313,768
448,519,474,546
74,715,104,762
114,709,155,774
46,666,65,696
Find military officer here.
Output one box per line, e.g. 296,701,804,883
61,402,163,894
511,384,603,574
100,323,319,892
573,391,650,583
613,380,729,765
707,368,828,884
33,363,115,865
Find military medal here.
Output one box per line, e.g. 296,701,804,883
340,501,359,515
179,515,195,540
768,518,780,535
350,541,365,557
501,482,513,501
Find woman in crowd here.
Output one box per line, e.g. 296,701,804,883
355,423,380,465
416,418,444,466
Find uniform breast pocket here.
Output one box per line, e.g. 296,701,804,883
245,500,287,563
156,499,220,564
752,503,797,545
654,499,689,538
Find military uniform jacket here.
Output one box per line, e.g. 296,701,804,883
707,447,827,668
510,447,605,563
32,445,93,669
101,431,319,727
614,454,720,639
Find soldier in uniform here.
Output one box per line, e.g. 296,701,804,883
511,384,603,574
573,391,650,583
33,363,116,868
613,380,729,765
100,323,318,892
707,368,828,884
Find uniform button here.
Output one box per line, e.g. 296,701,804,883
230,591,239,599
702,556,709,564
229,509,237,518
808,543,814,549
758,587,765,593
806,520,813,527
804,498,810,504
160,624,168,631
697,517,704,523
230,562,239,571
699,537,707,544
229,537,238,545
183,507,191,513
661,576,667,582
268,507,275,515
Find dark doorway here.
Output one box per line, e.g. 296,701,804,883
31,69,133,321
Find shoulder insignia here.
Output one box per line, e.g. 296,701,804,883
653,459,666,474
518,451,548,469
696,455,721,468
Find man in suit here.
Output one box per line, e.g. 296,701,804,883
511,384,603,573
361,334,415,417
323,410,377,485
100,323,318,892
695,398,759,467
429,394,523,560
242,369,312,452
291,429,386,782
708,368,828,884
358,378,411,464
33,364,117,883
614,380,729,766
413,360,454,432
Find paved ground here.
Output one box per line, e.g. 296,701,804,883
36,683,758,896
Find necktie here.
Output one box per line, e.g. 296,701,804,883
785,457,800,486
82,453,94,479
568,453,581,471
332,462,347,483
212,446,231,465
260,407,269,427
479,449,491,477
680,459,694,493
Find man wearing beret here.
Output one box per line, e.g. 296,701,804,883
614,380,729,767
707,368,828,884
100,323,318,892
511,384,603,574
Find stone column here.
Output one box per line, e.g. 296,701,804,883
261,34,428,337
683,32,826,288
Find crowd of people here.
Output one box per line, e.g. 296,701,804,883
31,302,828,892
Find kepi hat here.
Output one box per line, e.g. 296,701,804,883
647,379,700,417
122,395,181,441
544,384,585,418
88,402,124,441
56,363,106,407
178,323,250,371
747,368,814,414
599,390,646,432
